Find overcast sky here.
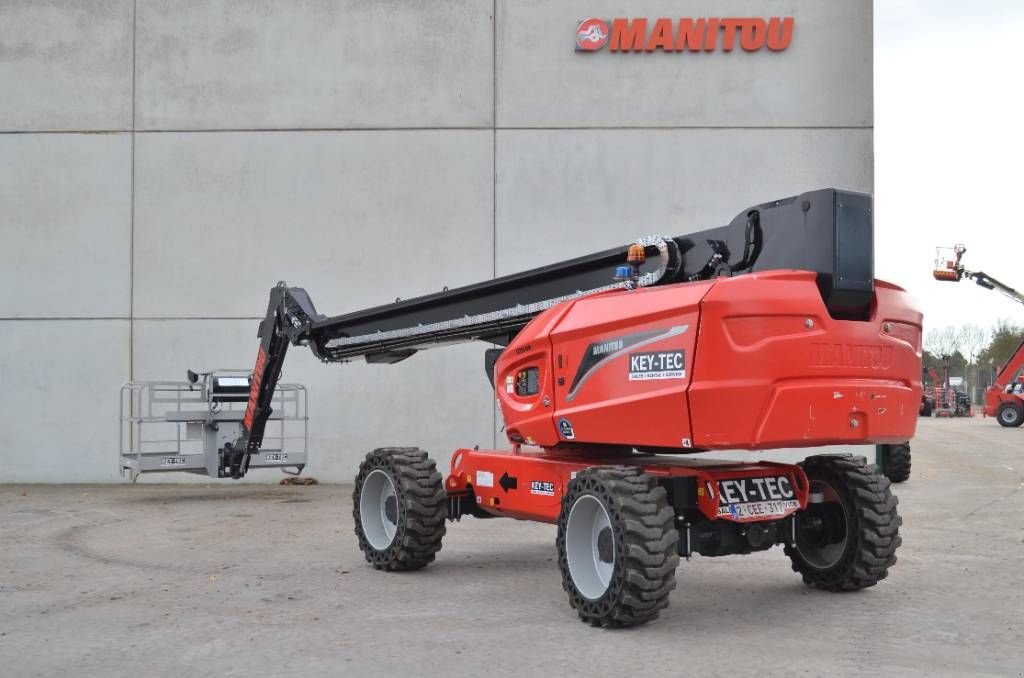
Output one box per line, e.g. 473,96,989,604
875,0,1024,340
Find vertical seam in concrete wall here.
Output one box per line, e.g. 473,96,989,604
128,0,137,381
491,0,498,448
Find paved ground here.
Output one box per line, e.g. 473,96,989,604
1,417,1022,677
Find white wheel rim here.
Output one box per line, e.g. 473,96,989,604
360,469,398,550
566,494,615,600
796,479,849,570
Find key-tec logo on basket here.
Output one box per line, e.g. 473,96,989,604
575,17,794,53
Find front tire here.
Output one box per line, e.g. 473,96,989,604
557,466,679,627
996,401,1023,427
785,455,901,591
352,447,446,571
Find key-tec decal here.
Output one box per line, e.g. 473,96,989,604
718,476,795,505
566,325,688,401
628,350,685,380
716,476,798,519
530,481,556,496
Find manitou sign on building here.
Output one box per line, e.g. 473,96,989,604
575,17,795,52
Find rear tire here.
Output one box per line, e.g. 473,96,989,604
880,443,911,483
557,466,679,627
785,455,901,591
996,401,1023,427
353,447,446,571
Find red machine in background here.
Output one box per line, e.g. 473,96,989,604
920,367,938,416
924,357,971,418
203,189,919,627
988,342,1024,426
934,245,1024,427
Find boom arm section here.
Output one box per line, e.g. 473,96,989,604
225,188,874,476
968,272,1024,307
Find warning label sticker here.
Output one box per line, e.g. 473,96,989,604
476,470,494,488
628,350,685,381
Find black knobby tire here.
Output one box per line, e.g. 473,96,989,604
556,466,679,627
352,447,447,571
784,455,901,591
919,400,932,417
996,401,1024,428
881,443,911,483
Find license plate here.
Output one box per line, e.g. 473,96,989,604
717,475,799,519
160,456,187,466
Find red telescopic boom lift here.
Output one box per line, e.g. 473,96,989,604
933,245,1024,427
210,189,920,626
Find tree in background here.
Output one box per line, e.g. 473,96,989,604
958,323,988,366
958,323,989,392
923,324,970,381
924,325,960,359
977,319,1024,378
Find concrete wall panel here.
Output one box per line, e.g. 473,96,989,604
497,0,871,127
495,128,872,273
136,0,494,130
131,319,495,482
0,320,128,482
0,133,131,317
1,2,871,483
0,0,133,131
133,130,493,318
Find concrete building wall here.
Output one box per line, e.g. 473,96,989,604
0,1,872,482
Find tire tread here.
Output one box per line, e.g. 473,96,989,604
557,466,679,628
352,447,446,572
784,454,902,592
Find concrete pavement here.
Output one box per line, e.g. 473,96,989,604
1,416,1021,677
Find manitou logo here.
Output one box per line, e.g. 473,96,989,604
575,17,794,53
575,17,609,51
809,343,894,370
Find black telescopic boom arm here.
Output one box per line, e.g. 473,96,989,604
224,188,871,475
966,271,1024,307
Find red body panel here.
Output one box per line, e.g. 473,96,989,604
689,273,922,447
447,447,810,525
494,271,922,451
